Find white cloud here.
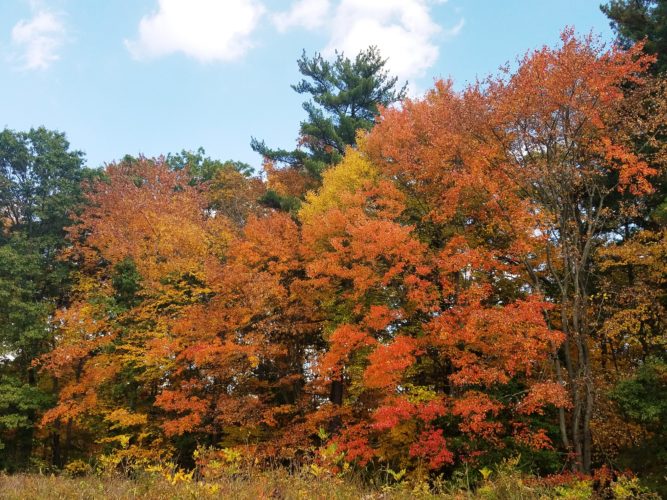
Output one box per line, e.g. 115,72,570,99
273,0,331,33
10,8,66,70
274,0,463,84
126,0,266,62
443,17,464,37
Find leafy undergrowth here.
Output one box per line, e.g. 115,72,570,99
0,461,660,500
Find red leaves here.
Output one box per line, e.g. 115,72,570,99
333,424,375,466
373,397,448,432
452,392,503,439
373,398,420,431
409,429,454,469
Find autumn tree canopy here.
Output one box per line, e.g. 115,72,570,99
0,31,665,494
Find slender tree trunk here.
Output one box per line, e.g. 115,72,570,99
51,422,62,469
63,418,73,466
328,379,344,434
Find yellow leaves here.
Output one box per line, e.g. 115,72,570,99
309,463,327,477
72,159,231,288
401,384,440,405
599,228,667,273
63,459,92,477
299,147,378,224
167,468,194,485
248,354,260,369
98,434,131,449
104,409,149,430
597,227,666,357
480,466,493,481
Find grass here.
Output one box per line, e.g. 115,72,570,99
0,470,411,500
0,464,660,499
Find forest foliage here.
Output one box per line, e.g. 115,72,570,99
1,14,666,497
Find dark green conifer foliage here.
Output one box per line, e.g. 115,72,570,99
601,0,667,74
251,46,407,180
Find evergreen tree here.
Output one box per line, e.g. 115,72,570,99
601,0,667,73
251,46,407,181
602,0,667,224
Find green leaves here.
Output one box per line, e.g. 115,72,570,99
112,258,143,309
251,46,406,190
601,0,667,74
612,358,667,431
0,127,87,468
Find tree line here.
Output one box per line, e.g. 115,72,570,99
0,3,665,492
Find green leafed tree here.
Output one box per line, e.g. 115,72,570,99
0,127,89,469
165,147,254,182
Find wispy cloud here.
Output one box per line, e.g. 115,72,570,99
273,0,331,33
273,0,464,84
10,4,66,70
443,17,465,37
126,0,266,63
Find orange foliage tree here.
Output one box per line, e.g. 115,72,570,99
298,137,567,472
40,157,323,467
39,158,231,466
363,30,659,473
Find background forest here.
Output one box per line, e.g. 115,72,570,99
1,1,666,498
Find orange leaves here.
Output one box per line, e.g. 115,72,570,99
495,28,652,124
599,137,655,195
235,213,300,274
319,325,376,378
373,397,447,431
487,29,657,202
430,297,559,388
364,336,419,390
69,158,230,286
295,36,581,469
363,305,401,331
452,392,503,439
37,31,664,475
155,390,207,436
518,382,572,415
43,158,304,457
512,425,554,450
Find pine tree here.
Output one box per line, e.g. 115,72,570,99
251,46,406,208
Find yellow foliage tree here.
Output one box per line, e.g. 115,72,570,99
299,146,378,224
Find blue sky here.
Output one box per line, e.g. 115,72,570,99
1,0,614,171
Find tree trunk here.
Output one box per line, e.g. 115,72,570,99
327,379,344,434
